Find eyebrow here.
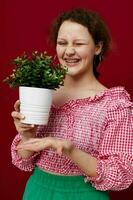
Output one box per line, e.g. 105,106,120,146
57,38,88,42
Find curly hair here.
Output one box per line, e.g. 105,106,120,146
50,8,111,78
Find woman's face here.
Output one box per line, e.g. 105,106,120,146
56,20,102,77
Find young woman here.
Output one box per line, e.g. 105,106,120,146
11,8,133,200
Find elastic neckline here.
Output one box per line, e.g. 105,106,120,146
51,86,126,110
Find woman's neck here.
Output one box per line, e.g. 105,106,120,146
63,73,104,91
53,72,107,106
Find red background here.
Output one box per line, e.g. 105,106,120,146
1,0,133,199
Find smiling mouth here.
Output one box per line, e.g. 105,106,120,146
64,58,81,66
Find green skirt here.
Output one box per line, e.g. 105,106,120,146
23,167,109,200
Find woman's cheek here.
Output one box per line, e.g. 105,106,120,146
56,46,64,57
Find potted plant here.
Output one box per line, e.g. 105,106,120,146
4,51,67,125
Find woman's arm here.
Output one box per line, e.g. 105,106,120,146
17,136,98,176
17,103,133,190
11,100,41,171
66,147,98,177
17,132,36,159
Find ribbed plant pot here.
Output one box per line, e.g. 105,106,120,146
19,86,53,125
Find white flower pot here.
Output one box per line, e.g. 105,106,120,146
19,86,53,125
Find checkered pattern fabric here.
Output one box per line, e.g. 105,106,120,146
11,86,133,191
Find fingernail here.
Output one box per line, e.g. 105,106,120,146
31,124,34,127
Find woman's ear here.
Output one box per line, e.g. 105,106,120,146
95,41,103,55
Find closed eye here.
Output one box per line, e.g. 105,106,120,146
57,41,87,46
57,41,67,46
75,43,86,46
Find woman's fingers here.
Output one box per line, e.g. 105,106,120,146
17,138,43,152
11,101,37,139
17,137,64,155
17,138,51,151
17,127,35,133
15,121,35,133
14,100,20,112
12,111,35,133
11,111,35,128
17,138,46,147
18,123,34,128
17,143,37,152
11,111,24,120
19,138,40,144
56,146,63,156
16,136,73,155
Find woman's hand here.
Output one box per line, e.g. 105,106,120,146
16,135,98,177
11,100,37,140
17,137,74,156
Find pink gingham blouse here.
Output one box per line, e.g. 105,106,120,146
11,86,133,191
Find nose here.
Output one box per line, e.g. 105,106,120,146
65,46,75,56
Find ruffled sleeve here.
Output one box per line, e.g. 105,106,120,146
84,98,133,191
11,125,45,171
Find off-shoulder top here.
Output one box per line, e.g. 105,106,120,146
11,86,133,191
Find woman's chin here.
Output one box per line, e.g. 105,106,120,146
66,68,81,77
